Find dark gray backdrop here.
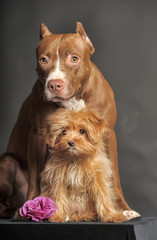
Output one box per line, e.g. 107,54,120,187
1,0,157,216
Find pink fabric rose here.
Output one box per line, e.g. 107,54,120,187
19,196,57,222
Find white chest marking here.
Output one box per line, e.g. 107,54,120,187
59,97,86,111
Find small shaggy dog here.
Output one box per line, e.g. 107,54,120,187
40,108,127,222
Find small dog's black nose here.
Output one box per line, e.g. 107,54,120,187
68,141,75,147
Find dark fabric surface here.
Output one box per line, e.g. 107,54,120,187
0,217,157,240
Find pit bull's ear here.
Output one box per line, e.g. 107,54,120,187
40,23,52,39
76,22,95,55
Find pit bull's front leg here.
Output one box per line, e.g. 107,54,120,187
108,129,131,210
27,129,46,200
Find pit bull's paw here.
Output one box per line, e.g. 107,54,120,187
123,210,141,220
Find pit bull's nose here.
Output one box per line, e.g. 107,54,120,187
48,79,65,93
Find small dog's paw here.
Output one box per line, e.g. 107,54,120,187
123,210,141,220
48,214,66,222
69,212,96,222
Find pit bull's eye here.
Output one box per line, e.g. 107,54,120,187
79,129,86,134
40,57,48,64
71,56,79,63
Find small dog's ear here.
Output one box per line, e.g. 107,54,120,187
89,111,106,133
98,119,106,132
40,23,53,40
76,22,95,55
47,133,56,147
96,118,106,134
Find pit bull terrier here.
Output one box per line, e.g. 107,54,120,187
0,22,139,219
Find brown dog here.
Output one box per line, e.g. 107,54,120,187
41,108,128,223
0,22,139,219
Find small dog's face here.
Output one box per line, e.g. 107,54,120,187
45,109,105,158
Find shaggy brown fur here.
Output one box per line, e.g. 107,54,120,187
40,108,127,222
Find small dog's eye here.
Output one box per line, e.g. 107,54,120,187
40,57,48,64
71,56,79,63
62,130,67,135
79,129,86,134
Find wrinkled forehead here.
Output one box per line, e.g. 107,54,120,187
60,34,87,53
36,34,62,56
36,33,88,57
